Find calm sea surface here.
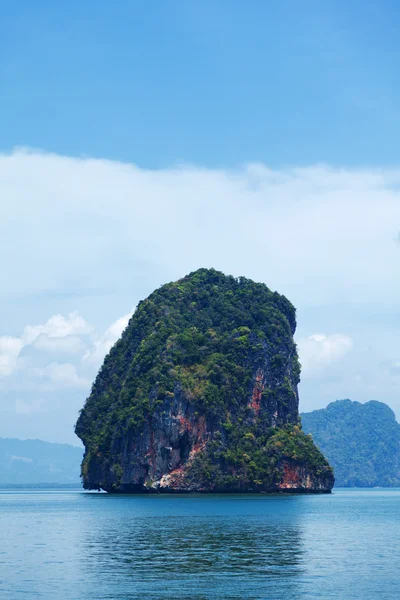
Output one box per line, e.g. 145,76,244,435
0,488,399,599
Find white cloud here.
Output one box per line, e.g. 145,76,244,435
83,313,131,368
2,148,400,439
0,312,92,380
0,336,24,377
2,149,400,310
22,312,92,345
31,334,87,356
0,309,129,395
0,310,131,442
33,362,89,389
297,333,354,376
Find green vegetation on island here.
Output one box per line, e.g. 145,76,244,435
76,268,333,493
302,399,400,487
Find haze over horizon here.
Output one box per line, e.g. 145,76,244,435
2,1,400,444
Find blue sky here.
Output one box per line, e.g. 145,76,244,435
2,0,400,168
1,1,400,444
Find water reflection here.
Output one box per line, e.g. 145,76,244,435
80,495,305,599
5,490,399,600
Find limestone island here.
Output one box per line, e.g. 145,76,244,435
75,268,334,493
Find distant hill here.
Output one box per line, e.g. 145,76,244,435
0,438,83,485
301,400,400,487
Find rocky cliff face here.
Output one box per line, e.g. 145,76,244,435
76,268,333,493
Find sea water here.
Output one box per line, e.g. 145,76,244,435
0,488,399,599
